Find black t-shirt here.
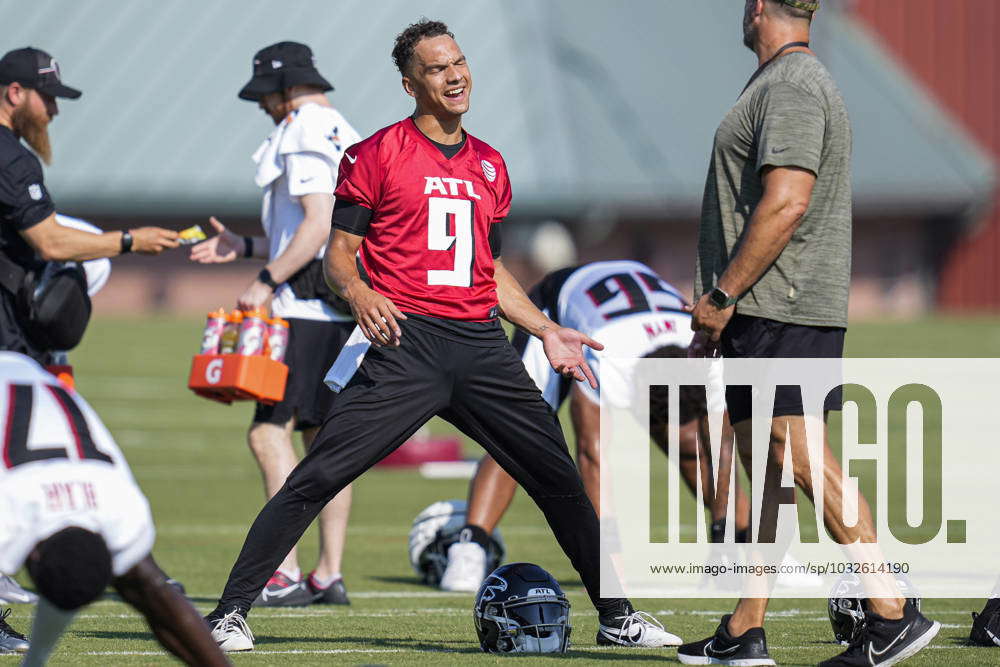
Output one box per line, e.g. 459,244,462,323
0,126,55,360
0,126,53,265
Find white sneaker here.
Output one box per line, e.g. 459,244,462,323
210,609,254,652
0,576,36,605
439,542,487,592
776,553,823,589
597,608,683,647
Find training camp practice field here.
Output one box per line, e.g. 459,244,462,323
3,315,1000,665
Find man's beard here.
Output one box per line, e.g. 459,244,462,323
12,104,52,165
742,1,758,51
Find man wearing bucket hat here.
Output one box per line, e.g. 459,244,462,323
191,42,360,608
0,47,179,363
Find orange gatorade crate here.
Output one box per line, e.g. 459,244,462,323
188,354,288,405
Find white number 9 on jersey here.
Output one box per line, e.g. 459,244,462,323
426,197,473,287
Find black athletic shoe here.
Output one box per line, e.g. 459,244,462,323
0,608,29,654
252,571,314,607
306,572,350,605
677,615,775,665
819,602,940,666
970,598,1000,647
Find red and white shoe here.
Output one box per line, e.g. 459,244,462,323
252,571,313,607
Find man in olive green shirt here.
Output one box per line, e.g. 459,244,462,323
681,2,939,666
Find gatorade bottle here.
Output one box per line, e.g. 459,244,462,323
237,308,269,356
200,308,227,354
219,310,244,354
268,318,290,363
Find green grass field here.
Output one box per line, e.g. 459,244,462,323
4,315,1000,665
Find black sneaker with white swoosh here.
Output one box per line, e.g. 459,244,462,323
969,597,1000,647
818,601,940,666
677,615,775,666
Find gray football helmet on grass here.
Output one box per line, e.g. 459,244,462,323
407,500,504,586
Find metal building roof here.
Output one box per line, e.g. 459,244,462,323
2,0,994,219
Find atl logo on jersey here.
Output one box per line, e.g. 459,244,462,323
423,176,482,200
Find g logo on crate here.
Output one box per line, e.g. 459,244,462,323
205,358,224,385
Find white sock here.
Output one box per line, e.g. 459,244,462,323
277,567,301,581
310,572,341,589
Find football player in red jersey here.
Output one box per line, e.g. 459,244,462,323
206,19,681,652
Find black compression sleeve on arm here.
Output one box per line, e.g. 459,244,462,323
331,199,373,236
489,224,502,258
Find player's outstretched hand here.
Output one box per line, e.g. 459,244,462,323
541,326,604,389
189,217,242,263
345,281,407,347
131,227,180,254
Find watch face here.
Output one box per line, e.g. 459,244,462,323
710,288,728,307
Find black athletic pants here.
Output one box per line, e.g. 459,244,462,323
215,321,623,614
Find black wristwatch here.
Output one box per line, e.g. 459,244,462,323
258,268,279,290
708,286,738,309
120,230,133,254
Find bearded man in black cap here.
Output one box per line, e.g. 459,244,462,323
0,46,179,363
190,42,360,609
0,46,181,623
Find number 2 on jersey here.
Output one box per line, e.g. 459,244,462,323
2,383,112,469
426,197,474,287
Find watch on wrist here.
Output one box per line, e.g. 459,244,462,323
120,230,133,254
708,286,738,309
258,268,278,290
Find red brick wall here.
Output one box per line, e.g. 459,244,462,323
853,0,1000,309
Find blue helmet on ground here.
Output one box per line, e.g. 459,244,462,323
473,562,571,653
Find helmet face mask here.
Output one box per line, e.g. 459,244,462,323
474,563,572,654
828,596,867,644
481,598,571,653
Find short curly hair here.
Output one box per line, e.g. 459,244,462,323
392,18,454,75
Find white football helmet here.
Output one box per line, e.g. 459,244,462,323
408,499,505,586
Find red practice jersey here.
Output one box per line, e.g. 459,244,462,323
335,118,512,321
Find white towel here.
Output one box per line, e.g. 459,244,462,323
324,325,371,392
253,103,348,189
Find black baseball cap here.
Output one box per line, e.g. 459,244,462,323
238,41,333,102
0,47,81,99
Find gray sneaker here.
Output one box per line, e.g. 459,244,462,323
0,576,36,604
0,608,29,654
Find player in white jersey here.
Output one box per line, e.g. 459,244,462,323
0,352,228,664
439,260,753,592
191,42,361,607
0,213,110,609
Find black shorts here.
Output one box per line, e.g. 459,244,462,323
253,318,355,431
721,314,845,424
